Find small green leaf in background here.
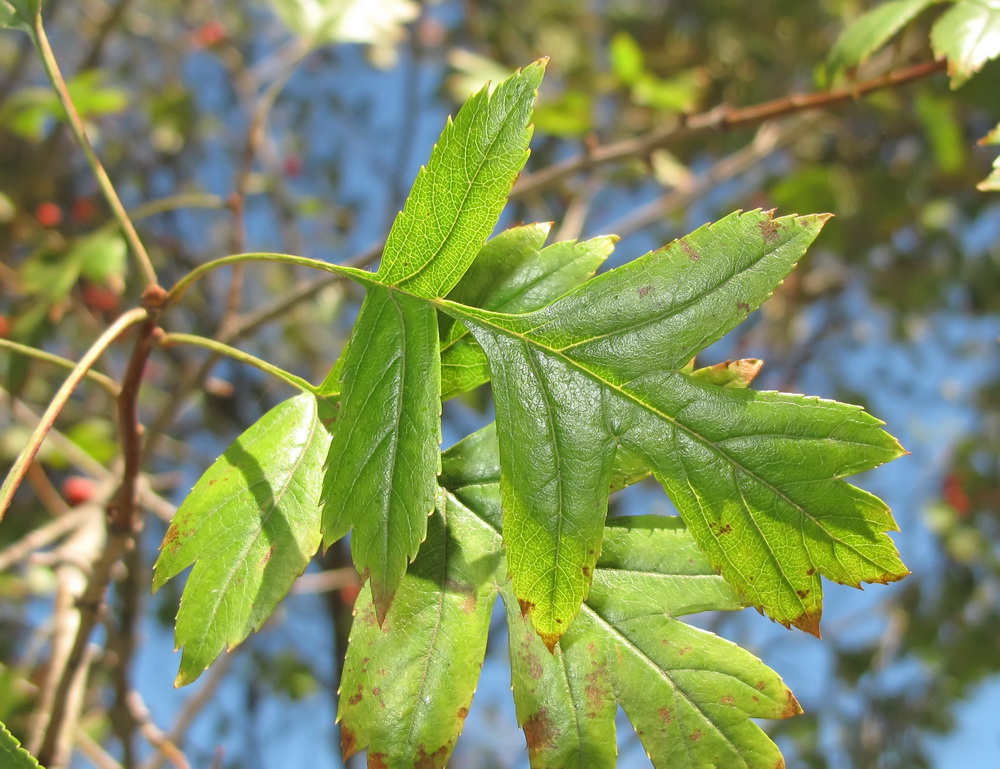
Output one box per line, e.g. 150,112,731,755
321,62,544,622
0,720,43,769
445,210,906,643
0,71,128,142
609,31,645,86
269,0,418,62
153,395,330,686
931,0,1000,87
977,122,1000,190
0,0,34,31
828,0,941,76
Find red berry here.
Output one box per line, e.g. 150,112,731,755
81,283,121,314
71,198,97,223
283,155,302,177
34,202,63,228
62,476,97,506
0,316,8,338
193,20,226,48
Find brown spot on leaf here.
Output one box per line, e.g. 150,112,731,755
806,568,816,576
340,725,358,759
791,609,823,638
658,707,674,724
690,729,702,742
720,695,735,705
540,631,559,653
372,687,381,697
718,524,732,535
737,302,751,313
796,589,810,599
260,546,275,566
348,685,363,706
161,527,182,554
369,753,389,769
680,240,701,262
518,598,534,617
638,285,652,298
457,707,469,720
582,565,591,577
414,743,450,768
677,646,693,656
756,681,767,691
783,690,803,718
759,217,780,243
523,709,555,755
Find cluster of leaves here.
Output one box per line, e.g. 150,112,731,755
829,0,1000,189
153,62,908,766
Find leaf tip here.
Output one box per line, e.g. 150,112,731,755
791,610,822,639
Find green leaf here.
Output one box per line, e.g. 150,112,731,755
504,518,798,769
337,493,500,767
153,395,330,686
931,0,1000,87
343,429,798,768
442,210,906,641
978,123,1000,191
321,62,545,620
322,287,441,621
441,225,614,400
0,720,42,769
0,0,35,31
609,31,645,85
828,0,941,75
377,60,544,297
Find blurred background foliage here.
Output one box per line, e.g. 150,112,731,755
1,0,999,767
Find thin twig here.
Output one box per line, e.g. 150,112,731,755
0,308,148,522
140,651,238,769
126,691,192,769
0,507,92,572
32,8,158,287
511,58,948,198
0,338,121,396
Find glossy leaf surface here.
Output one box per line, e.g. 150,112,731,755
445,210,905,642
153,395,330,685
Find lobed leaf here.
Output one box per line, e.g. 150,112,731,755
931,0,1000,87
444,210,899,643
334,430,799,768
828,0,941,75
337,492,500,768
153,395,330,686
321,62,545,620
504,518,797,769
